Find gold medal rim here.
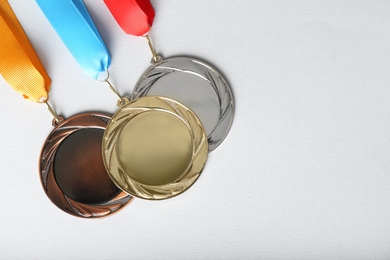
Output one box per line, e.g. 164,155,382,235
39,113,134,218
102,96,209,200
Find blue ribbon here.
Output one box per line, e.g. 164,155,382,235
36,0,111,79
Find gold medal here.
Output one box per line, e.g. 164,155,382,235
97,0,212,199
102,96,208,199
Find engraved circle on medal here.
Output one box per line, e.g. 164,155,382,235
39,113,133,218
132,57,234,152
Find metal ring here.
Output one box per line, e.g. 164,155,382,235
96,70,110,82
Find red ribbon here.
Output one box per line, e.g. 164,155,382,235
103,0,155,36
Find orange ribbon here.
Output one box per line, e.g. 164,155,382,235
0,0,50,103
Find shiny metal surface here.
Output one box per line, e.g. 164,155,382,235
39,113,133,218
102,96,208,200
132,57,234,152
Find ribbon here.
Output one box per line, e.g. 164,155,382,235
104,0,155,36
0,0,50,102
35,0,111,79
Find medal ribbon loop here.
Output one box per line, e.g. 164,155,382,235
0,0,50,103
35,0,111,80
103,0,155,36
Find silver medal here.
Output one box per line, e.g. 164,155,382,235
132,57,234,151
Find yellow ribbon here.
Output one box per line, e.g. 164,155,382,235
0,0,50,103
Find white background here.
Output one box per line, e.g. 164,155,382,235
1,0,390,259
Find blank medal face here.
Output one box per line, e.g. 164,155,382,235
117,111,193,186
103,96,209,200
132,57,235,152
54,128,118,204
39,113,133,218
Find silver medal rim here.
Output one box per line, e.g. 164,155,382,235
131,56,234,152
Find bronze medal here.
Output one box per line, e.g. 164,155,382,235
0,1,133,218
39,113,133,218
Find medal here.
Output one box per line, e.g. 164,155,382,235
39,113,132,218
103,96,208,200
36,0,209,200
0,0,132,218
104,0,235,152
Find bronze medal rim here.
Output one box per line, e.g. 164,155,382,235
39,113,133,218
102,96,209,200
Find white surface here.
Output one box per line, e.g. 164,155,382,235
1,0,390,259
